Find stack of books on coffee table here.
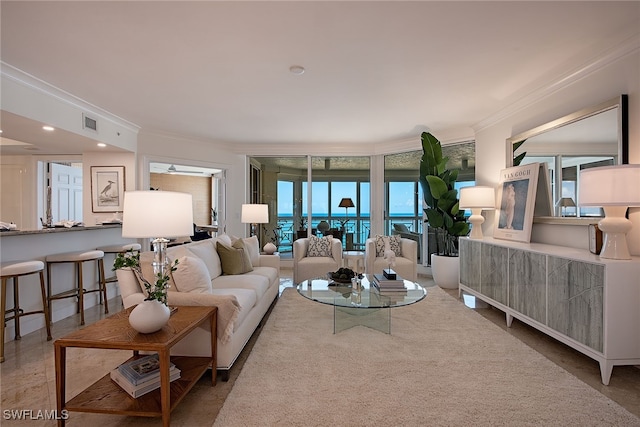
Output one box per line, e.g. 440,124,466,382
371,273,407,293
110,353,180,398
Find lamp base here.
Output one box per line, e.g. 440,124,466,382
598,207,632,260
468,210,485,240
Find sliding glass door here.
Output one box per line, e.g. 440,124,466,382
250,155,370,255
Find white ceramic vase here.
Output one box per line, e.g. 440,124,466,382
430,254,460,289
263,242,277,255
129,300,170,334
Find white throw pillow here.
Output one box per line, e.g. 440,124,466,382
375,235,402,257
242,235,261,266
217,234,233,247
307,235,333,257
187,239,222,278
171,256,213,294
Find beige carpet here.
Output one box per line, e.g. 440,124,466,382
214,286,640,427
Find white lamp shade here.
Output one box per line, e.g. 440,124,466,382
122,191,194,238
459,186,496,209
241,204,269,223
579,164,640,206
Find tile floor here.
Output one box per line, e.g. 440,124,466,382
1,270,638,426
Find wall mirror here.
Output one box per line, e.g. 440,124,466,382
507,95,628,219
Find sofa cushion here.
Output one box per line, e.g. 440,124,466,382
212,288,257,331
186,239,222,279
171,255,213,294
247,266,279,286
375,235,402,257
307,235,333,257
213,273,270,300
217,240,253,275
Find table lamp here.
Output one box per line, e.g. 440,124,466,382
555,197,576,217
578,164,640,260
122,191,194,279
459,186,495,239
241,204,268,237
338,198,355,230
339,198,355,217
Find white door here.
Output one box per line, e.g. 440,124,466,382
50,163,83,222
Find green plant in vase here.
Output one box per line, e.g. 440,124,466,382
113,249,178,305
419,131,470,257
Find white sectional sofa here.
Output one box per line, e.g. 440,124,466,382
115,235,279,380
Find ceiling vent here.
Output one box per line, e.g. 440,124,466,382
82,113,98,132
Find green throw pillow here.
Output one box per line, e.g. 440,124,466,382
217,239,254,275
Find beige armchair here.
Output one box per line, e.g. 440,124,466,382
392,223,422,260
364,237,418,282
293,237,343,284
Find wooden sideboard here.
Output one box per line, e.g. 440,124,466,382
459,237,640,385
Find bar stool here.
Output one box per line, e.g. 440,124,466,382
46,250,107,326
96,243,142,284
1,260,52,363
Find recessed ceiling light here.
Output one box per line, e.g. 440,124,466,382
97,143,106,148
289,65,305,75
42,125,55,131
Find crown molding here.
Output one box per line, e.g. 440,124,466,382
473,31,640,133
1,62,140,134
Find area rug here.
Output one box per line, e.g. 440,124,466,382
213,286,639,427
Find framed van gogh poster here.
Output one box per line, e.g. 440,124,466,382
493,163,540,243
91,166,125,212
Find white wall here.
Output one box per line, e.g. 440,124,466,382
136,131,247,237
475,50,640,255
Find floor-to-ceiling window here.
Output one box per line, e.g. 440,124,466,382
252,146,474,262
309,156,370,251
251,156,370,255
384,141,475,265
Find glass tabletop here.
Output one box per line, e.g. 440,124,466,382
297,274,426,309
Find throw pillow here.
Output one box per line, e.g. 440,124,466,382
231,234,260,267
217,234,233,247
171,256,213,294
242,235,260,266
216,239,254,275
375,235,402,257
186,239,222,278
306,235,333,257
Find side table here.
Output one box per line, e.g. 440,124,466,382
54,305,217,427
343,250,365,272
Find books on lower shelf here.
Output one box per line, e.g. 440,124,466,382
117,353,174,385
110,353,181,398
372,273,406,290
110,366,180,398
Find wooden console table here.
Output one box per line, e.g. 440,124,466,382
54,305,217,426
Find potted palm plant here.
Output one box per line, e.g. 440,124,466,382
419,132,470,288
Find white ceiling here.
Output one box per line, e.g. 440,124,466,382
1,1,638,153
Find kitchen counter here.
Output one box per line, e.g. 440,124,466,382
1,223,136,341
0,223,122,237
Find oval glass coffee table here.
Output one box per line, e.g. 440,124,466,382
297,275,426,334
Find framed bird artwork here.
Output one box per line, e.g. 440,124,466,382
91,166,125,212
